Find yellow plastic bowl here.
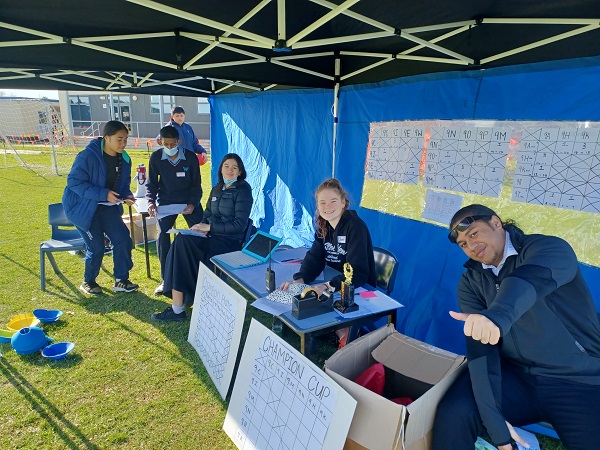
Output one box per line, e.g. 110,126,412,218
7,313,40,331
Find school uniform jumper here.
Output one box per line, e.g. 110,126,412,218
145,147,203,278
62,138,134,282
293,210,376,290
162,179,253,297
432,226,600,449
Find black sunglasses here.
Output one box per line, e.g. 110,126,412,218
448,215,492,243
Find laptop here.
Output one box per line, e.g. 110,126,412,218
213,230,282,269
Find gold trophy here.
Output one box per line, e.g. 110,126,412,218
334,263,359,313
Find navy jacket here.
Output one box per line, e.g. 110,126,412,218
62,138,133,231
165,121,206,155
458,226,600,444
203,180,252,241
145,148,202,207
294,210,376,290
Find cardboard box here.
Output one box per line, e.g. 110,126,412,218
324,324,465,450
122,213,157,244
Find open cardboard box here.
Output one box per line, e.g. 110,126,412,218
122,213,158,244
324,324,465,450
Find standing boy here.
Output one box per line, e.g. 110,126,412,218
158,106,208,166
146,126,203,295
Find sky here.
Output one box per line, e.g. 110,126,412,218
0,89,59,99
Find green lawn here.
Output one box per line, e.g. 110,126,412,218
0,152,565,449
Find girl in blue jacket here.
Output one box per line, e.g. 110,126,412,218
62,121,138,294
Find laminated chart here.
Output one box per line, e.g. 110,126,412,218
423,126,511,196
188,262,247,399
224,320,356,450
512,127,600,212
366,123,425,184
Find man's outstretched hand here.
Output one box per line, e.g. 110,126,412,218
450,311,501,345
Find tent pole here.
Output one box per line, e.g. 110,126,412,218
332,56,340,179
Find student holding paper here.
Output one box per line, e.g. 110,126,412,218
62,120,138,295
146,126,203,295
151,153,252,322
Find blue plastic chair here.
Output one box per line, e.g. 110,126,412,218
40,203,86,291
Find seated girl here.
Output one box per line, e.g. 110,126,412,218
151,153,252,321
280,178,376,345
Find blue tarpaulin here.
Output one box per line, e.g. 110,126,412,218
210,56,600,354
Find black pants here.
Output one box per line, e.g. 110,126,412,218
432,365,600,450
156,206,203,279
162,233,240,298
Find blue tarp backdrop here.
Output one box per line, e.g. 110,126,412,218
210,56,600,355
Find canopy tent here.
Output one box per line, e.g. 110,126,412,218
3,1,600,353
1,1,600,95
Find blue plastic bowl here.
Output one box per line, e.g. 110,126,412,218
0,329,14,343
42,342,75,360
33,309,63,323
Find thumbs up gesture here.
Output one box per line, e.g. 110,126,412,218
450,311,501,345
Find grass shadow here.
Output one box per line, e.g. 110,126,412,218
0,357,99,449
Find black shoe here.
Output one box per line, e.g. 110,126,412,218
183,294,194,309
80,281,102,295
151,306,186,322
154,282,164,295
113,279,139,293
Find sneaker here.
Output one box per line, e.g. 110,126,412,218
113,279,139,293
154,282,164,295
80,281,102,295
151,306,186,322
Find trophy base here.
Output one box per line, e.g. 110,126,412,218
333,300,359,314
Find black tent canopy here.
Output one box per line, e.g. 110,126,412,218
1,0,600,95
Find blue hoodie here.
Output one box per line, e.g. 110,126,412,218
62,138,133,231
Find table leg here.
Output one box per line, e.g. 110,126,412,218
128,205,135,249
140,214,151,278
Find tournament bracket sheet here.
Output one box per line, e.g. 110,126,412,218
187,262,247,399
224,320,356,450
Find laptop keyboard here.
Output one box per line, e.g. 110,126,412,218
216,251,261,268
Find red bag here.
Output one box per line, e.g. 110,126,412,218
354,362,385,395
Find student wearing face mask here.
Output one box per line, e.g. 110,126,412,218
146,126,203,295
151,153,252,322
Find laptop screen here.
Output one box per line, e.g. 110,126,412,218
244,231,281,260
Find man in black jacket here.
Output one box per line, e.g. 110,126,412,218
432,204,600,450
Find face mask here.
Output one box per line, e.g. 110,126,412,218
223,177,237,186
163,146,179,157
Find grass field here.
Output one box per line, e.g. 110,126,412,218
0,151,565,449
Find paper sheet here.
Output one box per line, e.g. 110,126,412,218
156,203,187,219
167,228,207,238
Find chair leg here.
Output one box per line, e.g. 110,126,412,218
40,249,46,291
46,252,61,275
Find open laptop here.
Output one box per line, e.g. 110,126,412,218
213,230,282,269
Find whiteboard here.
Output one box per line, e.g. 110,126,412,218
224,319,357,450
187,262,247,399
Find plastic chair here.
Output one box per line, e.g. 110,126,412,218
40,203,86,291
241,218,257,248
373,246,399,295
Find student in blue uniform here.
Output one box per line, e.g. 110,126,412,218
151,153,253,322
63,120,138,294
146,126,204,295
158,106,208,166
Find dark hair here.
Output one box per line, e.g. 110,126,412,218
315,178,349,239
171,106,185,115
448,204,523,244
449,204,498,230
217,153,247,185
159,126,179,139
102,120,128,137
